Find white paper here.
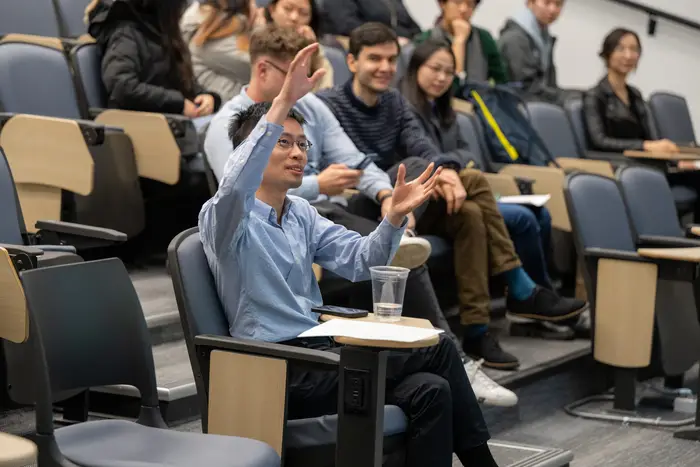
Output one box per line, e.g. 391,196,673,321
498,194,551,207
298,319,443,343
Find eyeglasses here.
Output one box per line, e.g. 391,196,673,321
425,64,456,78
264,60,289,75
278,137,313,152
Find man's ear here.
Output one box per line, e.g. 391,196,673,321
347,53,358,74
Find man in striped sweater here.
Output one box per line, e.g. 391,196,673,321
316,22,587,370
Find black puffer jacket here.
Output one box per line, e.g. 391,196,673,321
88,0,221,114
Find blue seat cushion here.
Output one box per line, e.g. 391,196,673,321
285,405,406,449
55,419,280,467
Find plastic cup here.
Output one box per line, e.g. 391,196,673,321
370,266,410,322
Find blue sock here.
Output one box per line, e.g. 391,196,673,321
464,324,488,340
504,267,537,301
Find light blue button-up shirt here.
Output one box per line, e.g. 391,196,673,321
204,87,393,205
199,117,405,342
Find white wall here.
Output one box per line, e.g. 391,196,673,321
404,0,700,138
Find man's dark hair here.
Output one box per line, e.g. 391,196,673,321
229,102,307,148
348,22,400,58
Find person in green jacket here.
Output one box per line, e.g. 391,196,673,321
414,0,508,88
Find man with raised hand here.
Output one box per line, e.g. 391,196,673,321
199,43,499,467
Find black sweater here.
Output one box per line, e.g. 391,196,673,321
316,81,464,171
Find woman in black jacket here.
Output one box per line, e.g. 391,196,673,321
86,0,221,117
583,28,678,155
400,40,556,291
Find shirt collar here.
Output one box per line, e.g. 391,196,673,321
253,197,294,225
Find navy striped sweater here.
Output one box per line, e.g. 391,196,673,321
316,81,465,172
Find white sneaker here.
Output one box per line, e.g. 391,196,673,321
464,359,519,407
390,235,431,270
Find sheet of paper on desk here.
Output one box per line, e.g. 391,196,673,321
498,194,551,207
299,319,443,343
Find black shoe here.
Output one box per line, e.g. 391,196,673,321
463,332,520,370
507,286,588,323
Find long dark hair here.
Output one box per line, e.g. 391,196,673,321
138,0,197,96
264,0,322,36
599,27,642,66
400,40,457,128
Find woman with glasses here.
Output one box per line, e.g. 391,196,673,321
400,41,577,359
414,0,508,89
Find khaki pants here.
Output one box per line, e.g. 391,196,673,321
418,170,521,325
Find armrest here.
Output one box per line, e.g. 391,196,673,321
0,243,43,257
554,157,614,178
513,176,534,194
624,150,700,161
638,234,700,249
35,220,126,242
194,334,340,369
583,247,650,263
584,150,631,165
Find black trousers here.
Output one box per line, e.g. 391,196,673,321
284,335,490,467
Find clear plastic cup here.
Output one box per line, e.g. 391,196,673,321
370,266,410,322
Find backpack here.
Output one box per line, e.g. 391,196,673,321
462,82,557,167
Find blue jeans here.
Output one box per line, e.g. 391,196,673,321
498,203,553,289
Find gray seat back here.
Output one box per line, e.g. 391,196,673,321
0,148,26,245
167,228,230,418
70,42,108,112
16,259,161,434
564,172,636,252
617,166,684,238
455,113,492,172
649,92,697,145
0,0,61,36
0,41,82,119
564,97,588,150
323,46,350,86
527,101,583,159
394,42,414,86
53,0,91,38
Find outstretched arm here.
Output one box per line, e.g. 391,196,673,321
199,44,326,255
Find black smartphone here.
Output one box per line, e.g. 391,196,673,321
353,157,373,171
312,305,369,318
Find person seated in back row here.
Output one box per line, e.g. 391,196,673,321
205,24,519,407
414,0,509,88
86,0,221,119
198,42,499,466
401,39,555,294
322,0,421,46
498,0,572,104
316,23,587,370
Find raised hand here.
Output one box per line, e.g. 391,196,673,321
278,43,327,104
387,163,443,226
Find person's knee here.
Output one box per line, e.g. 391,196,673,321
502,205,539,236
537,207,552,231
414,373,453,409
456,201,485,230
